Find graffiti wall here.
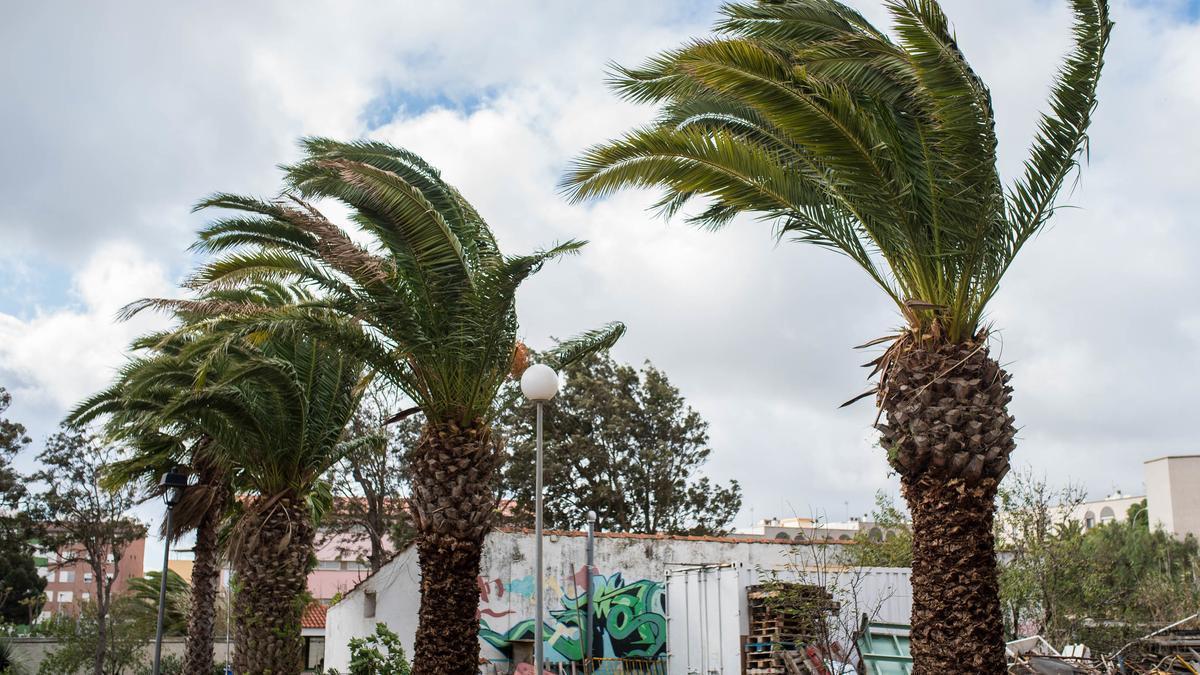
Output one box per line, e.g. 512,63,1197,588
323,529,806,673
478,569,667,662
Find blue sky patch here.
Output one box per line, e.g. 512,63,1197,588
0,257,75,319
361,83,492,130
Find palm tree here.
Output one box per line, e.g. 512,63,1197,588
561,1,1110,671
125,570,193,635
160,138,624,674
71,332,233,675
115,283,367,673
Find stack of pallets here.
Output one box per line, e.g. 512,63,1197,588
743,584,838,675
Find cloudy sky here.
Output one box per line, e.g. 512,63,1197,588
2,0,1199,566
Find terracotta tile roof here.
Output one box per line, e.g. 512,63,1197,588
301,602,327,630
496,527,851,546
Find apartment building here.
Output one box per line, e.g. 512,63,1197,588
36,538,147,619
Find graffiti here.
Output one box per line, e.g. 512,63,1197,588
479,572,666,662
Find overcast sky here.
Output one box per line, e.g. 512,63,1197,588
2,1,1199,567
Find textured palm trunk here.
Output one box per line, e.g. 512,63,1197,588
183,475,231,674
232,496,314,675
407,419,501,675
877,339,1014,674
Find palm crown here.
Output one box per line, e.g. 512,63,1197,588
92,284,364,512
563,0,1110,343
169,138,624,424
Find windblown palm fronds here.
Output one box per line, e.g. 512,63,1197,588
135,138,624,424
564,0,1110,344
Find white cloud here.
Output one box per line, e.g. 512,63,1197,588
0,243,174,445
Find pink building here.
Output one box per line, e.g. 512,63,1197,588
37,538,147,619
167,531,375,604
308,533,373,602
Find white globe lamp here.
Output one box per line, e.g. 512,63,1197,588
520,363,559,401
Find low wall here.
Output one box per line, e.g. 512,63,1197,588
7,637,236,672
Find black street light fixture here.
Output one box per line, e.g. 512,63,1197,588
152,466,189,675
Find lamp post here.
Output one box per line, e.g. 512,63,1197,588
521,363,559,675
585,510,596,668
153,466,189,675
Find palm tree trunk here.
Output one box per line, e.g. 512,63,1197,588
232,496,314,675
407,419,501,675
183,475,231,674
878,339,1014,674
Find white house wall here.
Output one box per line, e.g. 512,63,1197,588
325,531,820,672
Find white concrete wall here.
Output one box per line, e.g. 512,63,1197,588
324,545,421,671
1146,457,1175,534
1146,456,1200,539
324,530,822,672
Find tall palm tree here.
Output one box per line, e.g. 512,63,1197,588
138,139,624,674
561,1,1110,671
71,332,233,675
121,283,367,674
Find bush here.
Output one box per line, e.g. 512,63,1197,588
347,623,410,675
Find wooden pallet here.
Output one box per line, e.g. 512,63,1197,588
743,583,840,674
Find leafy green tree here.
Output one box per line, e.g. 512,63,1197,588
561,1,1110,669
348,623,411,675
320,384,419,572
156,138,623,674
844,492,912,568
29,428,145,675
1065,502,1200,652
994,468,1088,642
497,350,741,534
0,388,43,626
37,598,150,675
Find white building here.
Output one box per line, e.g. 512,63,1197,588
1145,455,1200,539
324,528,910,674
737,516,900,542
1063,490,1143,530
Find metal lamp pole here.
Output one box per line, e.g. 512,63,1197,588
585,510,596,669
153,467,189,675
521,364,559,675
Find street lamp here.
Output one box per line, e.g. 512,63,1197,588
521,364,558,675
585,510,596,668
153,466,189,675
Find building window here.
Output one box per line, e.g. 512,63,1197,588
84,572,93,582
318,560,342,571
774,532,791,540
1084,511,1095,529
46,590,53,602
81,592,91,602
58,570,75,583
1100,506,1116,523
869,527,883,542
364,591,377,618
57,591,73,603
